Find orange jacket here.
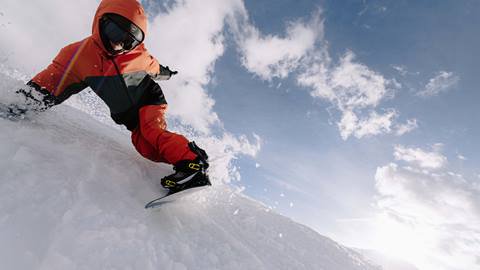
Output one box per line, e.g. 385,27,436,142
31,0,169,130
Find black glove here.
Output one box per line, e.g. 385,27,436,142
16,82,57,111
165,66,178,76
158,65,178,80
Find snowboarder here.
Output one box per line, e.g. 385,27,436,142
10,0,210,194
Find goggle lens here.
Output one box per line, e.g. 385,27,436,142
103,19,140,51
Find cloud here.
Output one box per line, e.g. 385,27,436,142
319,51,394,110
395,119,418,136
147,0,247,133
232,7,416,140
338,109,417,140
417,71,459,97
393,145,447,169
298,50,415,139
235,11,322,80
0,0,97,73
374,145,480,270
391,65,408,76
176,128,261,185
338,109,396,140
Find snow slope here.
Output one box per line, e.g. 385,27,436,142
0,74,380,270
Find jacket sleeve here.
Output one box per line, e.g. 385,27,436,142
30,41,88,104
139,44,173,81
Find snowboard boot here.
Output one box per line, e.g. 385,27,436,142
160,142,211,194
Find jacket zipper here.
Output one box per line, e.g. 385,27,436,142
109,56,135,107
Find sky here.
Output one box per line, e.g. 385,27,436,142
1,1,479,270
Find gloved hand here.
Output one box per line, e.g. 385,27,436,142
164,66,178,76
157,65,178,80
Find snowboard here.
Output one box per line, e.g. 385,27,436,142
145,182,211,209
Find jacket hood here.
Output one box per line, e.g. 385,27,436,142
92,0,148,53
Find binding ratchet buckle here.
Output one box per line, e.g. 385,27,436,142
164,179,177,187
188,162,201,170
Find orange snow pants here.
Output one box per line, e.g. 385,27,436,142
131,104,197,165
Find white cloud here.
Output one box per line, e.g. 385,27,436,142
337,109,417,139
394,145,447,169
327,51,395,110
299,51,397,110
374,148,480,270
232,7,416,140
187,131,261,184
338,110,396,139
147,0,246,133
298,50,416,139
395,118,418,136
417,71,459,97
392,65,408,76
235,12,322,80
0,0,97,74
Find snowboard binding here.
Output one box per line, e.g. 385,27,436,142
160,142,211,194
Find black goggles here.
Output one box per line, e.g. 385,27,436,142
102,17,142,51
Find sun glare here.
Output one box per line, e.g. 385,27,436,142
372,214,431,269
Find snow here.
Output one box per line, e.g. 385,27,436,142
0,72,380,270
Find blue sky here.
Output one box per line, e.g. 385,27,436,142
1,0,479,269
